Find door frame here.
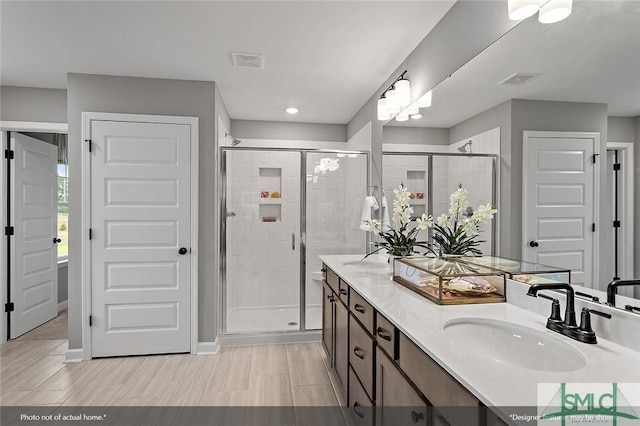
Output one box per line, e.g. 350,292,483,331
0,121,68,345
81,112,199,360
607,141,635,279
522,130,601,287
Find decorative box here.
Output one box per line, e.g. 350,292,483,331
392,256,506,305
458,256,571,285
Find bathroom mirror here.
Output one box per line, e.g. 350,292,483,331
381,1,640,304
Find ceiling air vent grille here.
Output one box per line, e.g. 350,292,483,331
231,52,264,70
498,72,541,86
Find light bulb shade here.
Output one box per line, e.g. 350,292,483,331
385,88,400,114
405,103,419,115
539,0,572,23
508,0,540,20
395,78,411,107
377,97,390,121
416,90,432,108
395,113,409,122
410,114,422,120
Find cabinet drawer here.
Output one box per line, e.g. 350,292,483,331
325,267,340,293
349,314,375,400
349,367,374,426
399,333,480,425
338,279,349,305
350,289,374,334
375,313,398,360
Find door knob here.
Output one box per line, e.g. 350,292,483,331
178,247,188,255
529,240,539,248
53,238,61,244
226,211,236,218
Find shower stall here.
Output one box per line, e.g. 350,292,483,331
220,148,368,336
383,152,498,255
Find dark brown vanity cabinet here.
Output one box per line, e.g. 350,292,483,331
321,264,348,402
376,346,428,426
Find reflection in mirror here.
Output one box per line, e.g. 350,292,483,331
381,1,640,304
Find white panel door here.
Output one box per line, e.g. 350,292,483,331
10,133,58,338
90,120,191,357
523,133,597,287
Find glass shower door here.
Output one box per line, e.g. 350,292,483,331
223,150,301,333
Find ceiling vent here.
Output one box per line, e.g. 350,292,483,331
231,52,264,70
498,72,541,86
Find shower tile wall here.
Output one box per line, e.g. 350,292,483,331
306,154,366,328
226,150,300,312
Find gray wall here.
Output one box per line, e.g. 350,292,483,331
608,117,636,142
1,86,67,123
636,117,640,277
383,126,448,145
58,264,68,306
448,100,512,256
347,1,520,207
231,120,347,142
67,73,220,350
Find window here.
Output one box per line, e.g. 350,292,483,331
57,163,69,260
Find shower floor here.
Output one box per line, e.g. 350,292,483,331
226,305,322,334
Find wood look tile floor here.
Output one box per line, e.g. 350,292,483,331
0,340,340,409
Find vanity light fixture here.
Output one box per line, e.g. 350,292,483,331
395,112,409,122
410,113,422,120
508,0,572,23
377,70,410,120
285,107,299,114
538,0,572,24
416,90,432,108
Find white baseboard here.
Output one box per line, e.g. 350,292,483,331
217,330,321,346
64,348,83,363
58,300,68,313
196,340,219,355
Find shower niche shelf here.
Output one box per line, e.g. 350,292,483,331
259,204,281,223
259,167,282,200
406,170,427,201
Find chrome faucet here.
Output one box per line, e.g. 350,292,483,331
527,283,611,344
606,279,640,305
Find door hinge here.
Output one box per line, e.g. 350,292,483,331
592,223,596,232
4,226,14,236
89,315,93,327
613,163,621,171
4,149,14,160
592,153,599,164
85,139,92,152
613,220,621,228
89,228,93,240
4,302,14,313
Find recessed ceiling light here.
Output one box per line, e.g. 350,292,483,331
285,107,299,114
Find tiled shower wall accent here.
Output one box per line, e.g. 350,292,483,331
226,150,301,310
306,154,367,310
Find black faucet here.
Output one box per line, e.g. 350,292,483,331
607,279,640,305
527,282,577,329
527,283,612,344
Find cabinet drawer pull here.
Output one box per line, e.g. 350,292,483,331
353,401,365,419
376,327,391,341
327,295,335,302
354,304,366,314
321,268,327,273
411,410,425,424
340,288,348,295
353,347,365,359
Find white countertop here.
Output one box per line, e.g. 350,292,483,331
320,254,640,420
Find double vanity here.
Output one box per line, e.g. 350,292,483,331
320,254,640,425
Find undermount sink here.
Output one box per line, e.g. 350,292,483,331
342,257,389,270
443,318,587,372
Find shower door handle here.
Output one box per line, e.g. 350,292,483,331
226,211,236,218
292,233,295,251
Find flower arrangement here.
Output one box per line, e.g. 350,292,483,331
431,184,497,257
363,183,496,258
362,184,432,257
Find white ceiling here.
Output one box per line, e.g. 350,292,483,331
0,0,456,124
391,0,640,128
